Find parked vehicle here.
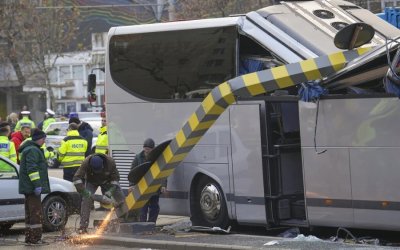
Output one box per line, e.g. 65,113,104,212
0,155,80,232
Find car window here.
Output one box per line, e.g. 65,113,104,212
0,159,18,179
45,123,68,136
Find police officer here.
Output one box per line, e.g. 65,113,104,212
0,122,17,167
95,115,108,154
58,123,88,182
42,109,56,131
15,111,35,131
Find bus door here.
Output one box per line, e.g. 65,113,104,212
260,98,307,227
230,103,268,225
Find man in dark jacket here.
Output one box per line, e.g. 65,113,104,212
129,138,166,222
73,153,125,233
18,130,49,245
69,117,93,157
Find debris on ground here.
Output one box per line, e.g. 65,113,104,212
190,226,231,234
292,234,323,242
278,227,300,238
264,240,279,246
161,218,192,234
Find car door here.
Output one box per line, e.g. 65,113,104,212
0,157,24,222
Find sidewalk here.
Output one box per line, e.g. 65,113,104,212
85,212,389,250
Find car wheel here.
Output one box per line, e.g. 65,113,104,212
191,176,229,228
42,195,68,232
0,223,13,232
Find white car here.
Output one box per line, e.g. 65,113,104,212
0,155,80,232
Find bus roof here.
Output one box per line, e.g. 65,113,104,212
110,16,240,36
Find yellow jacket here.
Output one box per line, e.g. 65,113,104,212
58,130,88,168
0,136,17,167
15,116,35,131
95,126,108,154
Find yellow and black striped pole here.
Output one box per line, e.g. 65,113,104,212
116,47,371,217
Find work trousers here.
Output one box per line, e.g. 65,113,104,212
140,194,160,222
24,194,43,243
63,167,79,182
80,182,125,230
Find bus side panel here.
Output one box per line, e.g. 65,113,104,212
230,104,267,224
300,97,400,231
302,148,354,227
351,148,400,231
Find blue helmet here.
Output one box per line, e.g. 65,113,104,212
90,155,104,173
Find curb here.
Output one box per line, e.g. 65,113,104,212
94,235,253,250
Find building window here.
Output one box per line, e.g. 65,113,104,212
59,66,71,83
80,103,90,112
72,65,84,81
56,103,65,115
66,102,76,113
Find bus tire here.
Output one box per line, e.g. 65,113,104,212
191,176,229,228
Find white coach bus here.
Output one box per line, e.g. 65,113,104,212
99,0,400,231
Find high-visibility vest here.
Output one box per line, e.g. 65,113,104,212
43,117,56,131
58,130,87,168
15,116,35,131
95,126,108,154
0,136,17,169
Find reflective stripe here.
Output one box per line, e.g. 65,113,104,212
110,181,119,186
28,172,40,181
26,223,42,229
73,179,83,184
9,154,16,158
61,161,83,168
64,152,86,157
96,145,108,150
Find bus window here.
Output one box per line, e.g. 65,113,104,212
109,26,237,101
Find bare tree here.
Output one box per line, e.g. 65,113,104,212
0,1,27,86
176,0,274,20
0,0,80,110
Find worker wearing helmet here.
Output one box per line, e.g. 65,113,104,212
73,153,125,234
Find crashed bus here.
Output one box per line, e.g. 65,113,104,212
93,0,400,231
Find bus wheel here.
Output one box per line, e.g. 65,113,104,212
191,177,229,228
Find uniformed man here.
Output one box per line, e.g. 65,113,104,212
15,111,35,131
0,122,17,168
42,109,56,131
58,123,88,182
95,115,108,154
